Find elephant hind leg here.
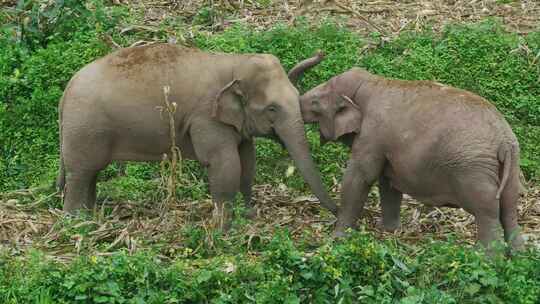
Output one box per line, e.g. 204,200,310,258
475,213,504,256
499,166,525,252
379,175,403,232
63,168,100,213
62,133,111,214
454,175,504,254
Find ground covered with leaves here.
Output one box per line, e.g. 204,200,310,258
1,1,540,303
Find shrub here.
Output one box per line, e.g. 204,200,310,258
0,32,110,190
0,1,118,191
1,231,539,303
1,14,539,192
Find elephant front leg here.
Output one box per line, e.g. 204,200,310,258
334,157,382,238
239,140,256,218
378,175,402,232
191,123,242,231
207,149,241,231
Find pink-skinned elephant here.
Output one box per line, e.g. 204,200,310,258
289,52,525,253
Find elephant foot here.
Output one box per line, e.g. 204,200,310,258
62,206,94,218
63,203,93,215
507,234,526,255
332,229,347,239
474,240,507,259
332,225,353,239
245,206,257,220
377,218,401,232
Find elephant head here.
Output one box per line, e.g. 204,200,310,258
288,54,364,143
213,54,337,215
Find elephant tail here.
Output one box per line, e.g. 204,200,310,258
495,143,516,200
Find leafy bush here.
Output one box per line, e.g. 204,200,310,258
1,231,539,303
2,0,90,50
1,8,539,192
0,1,118,190
0,32,110,190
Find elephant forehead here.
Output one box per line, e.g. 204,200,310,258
309,90,334,105
249,75,296,98
242,54,284,78
249,54,282,69
310,82,332,95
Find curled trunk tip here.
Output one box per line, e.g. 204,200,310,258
288,51,325,85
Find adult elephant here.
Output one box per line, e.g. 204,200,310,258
56,44,337,228
288,52,524,253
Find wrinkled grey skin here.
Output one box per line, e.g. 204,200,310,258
57,44,337,228
290,54,524,252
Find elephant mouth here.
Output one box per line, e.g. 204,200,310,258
337,133,355,146
320,132,330,145
320,131,353,145
260,130,286,149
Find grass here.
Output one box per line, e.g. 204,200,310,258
1,1,540,303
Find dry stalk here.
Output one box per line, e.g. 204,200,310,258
1,181,539,261
158,85,182,216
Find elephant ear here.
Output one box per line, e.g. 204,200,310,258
334,95,362,139
212,79,246,133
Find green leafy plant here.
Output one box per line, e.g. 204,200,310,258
1,231,539,303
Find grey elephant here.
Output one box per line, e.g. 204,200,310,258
56,44,337,227
289,52,525,252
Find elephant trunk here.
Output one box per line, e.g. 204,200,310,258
275,119,337,215
288,51,325,85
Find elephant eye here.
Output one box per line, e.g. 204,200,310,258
266,104,278,113
311,99,321,112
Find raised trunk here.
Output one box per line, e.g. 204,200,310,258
288,51,325,85
275,121,337,215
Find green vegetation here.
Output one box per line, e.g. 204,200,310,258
1,9,539,192
1,1,540,303
1,230,540,303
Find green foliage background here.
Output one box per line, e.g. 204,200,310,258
1,6,539,192
1,2,540,302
